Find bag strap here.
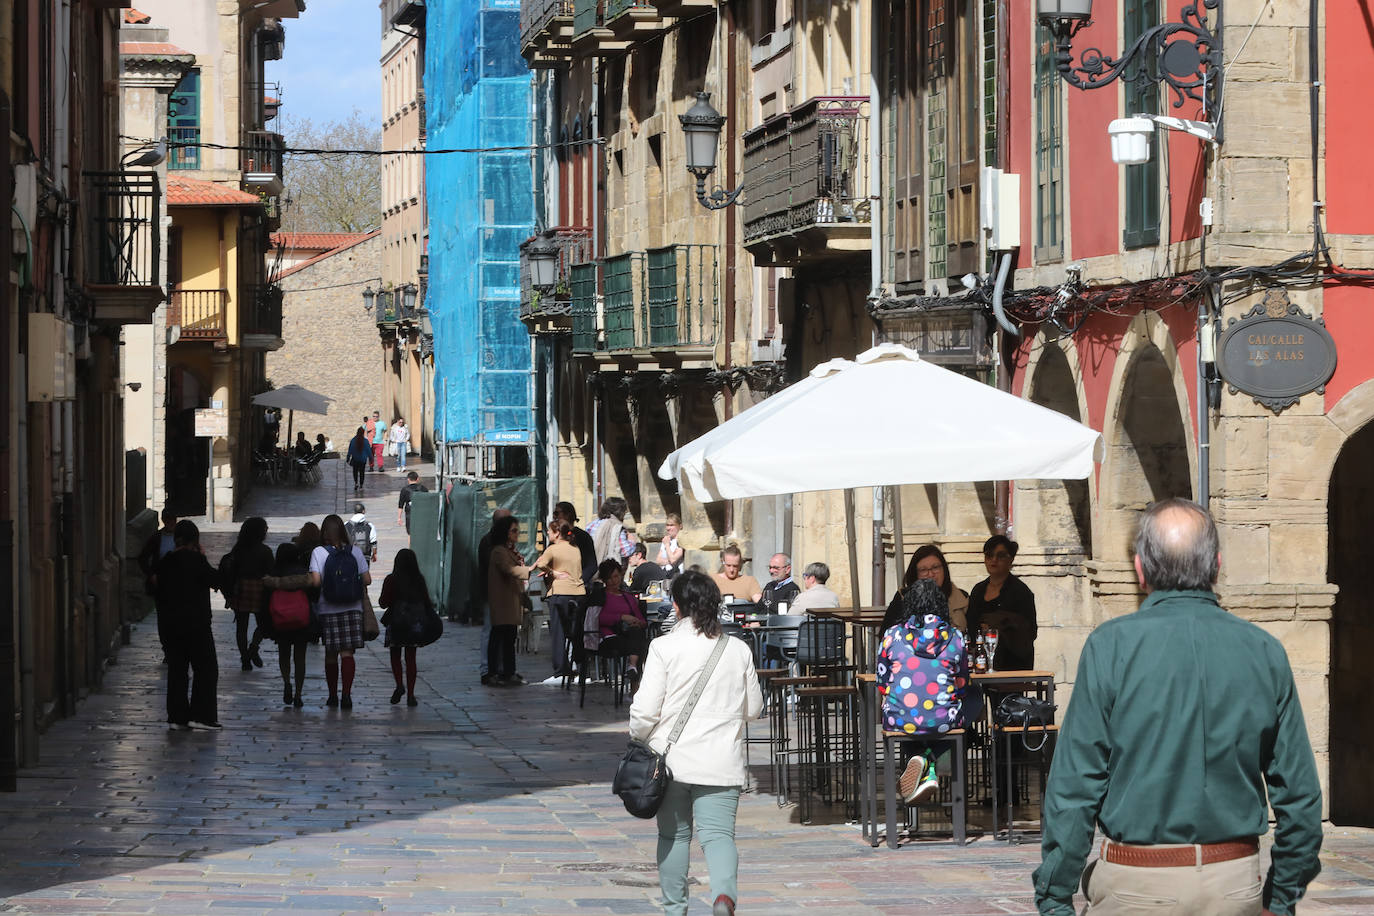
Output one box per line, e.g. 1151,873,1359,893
664,635,730,752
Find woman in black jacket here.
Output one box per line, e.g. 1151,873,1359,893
221,517,275,671
157,521,222,729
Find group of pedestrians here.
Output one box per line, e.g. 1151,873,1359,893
143,504,437,728
346,411,412,493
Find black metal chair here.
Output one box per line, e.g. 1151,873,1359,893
579,633,634,708
796,617,849,683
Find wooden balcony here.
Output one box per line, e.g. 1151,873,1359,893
170,289,228,341
242,130,285,196
519,227,593,335
520,0,575,66
604,0,672,40
742,96,872,267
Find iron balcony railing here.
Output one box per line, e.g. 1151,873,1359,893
170,289,228,340
84,170,161,288
520,227,593,323
742,96,871,246
168,126,201,170
570,262,599,354
646,244,717,350
242,130,285,182
521,0,574,49
605,0,654,21
572,0,603,37
244,284,283,339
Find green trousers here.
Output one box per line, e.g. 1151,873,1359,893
655,782,741,915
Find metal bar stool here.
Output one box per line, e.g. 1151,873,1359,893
882,728,968,848
794,684,858,824
990,723,1059,843
746,667,789,792
767,675,826,805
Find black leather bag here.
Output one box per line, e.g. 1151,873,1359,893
613,636,729,819
993,694,1057,751
383,599,444,648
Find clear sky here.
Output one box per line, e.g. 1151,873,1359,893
267,0,381,128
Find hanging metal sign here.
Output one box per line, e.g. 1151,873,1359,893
1216,290,1337,414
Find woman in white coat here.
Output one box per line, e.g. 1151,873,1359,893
629,571,763,916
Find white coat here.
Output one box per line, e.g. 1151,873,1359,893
628,620,764,787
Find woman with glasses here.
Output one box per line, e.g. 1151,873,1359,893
965,535,1037,671
883,544,970,633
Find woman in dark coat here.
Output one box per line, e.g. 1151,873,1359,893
221,517,275,671
379,548,436,706
965,535,1038,671
346,427,370,493
157,520,222,729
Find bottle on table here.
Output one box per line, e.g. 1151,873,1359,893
973,627,989,674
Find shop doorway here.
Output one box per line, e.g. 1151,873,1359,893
1328,422,1374,825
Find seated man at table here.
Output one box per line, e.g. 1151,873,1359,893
789,561,841,613
759,553,801,613
626,542,668,593
713,544,763,603
876,579,970,806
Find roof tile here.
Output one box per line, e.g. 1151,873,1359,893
166,175,262,207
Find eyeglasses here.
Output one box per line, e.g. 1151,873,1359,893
768,564,788,570
985,552,1013,560
915,564,942,575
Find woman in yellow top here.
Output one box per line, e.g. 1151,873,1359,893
533,519,587,678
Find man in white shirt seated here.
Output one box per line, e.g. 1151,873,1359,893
788,561,841,613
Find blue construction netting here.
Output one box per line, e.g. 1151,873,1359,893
426,0,535,446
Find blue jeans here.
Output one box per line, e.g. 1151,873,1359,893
397,443,408,469
656,782,740,915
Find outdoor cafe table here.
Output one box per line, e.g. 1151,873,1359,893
808,606,889,673
857,668,1057,847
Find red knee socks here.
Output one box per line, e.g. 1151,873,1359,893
341,655,356,696
405,648,417,694
390,650,404,687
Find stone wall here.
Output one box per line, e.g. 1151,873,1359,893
266,235,385,452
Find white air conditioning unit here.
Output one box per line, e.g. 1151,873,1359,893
980,167,1021,251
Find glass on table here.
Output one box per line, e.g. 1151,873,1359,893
986,628,999,672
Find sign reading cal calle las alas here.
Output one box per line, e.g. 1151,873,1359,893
1216,291,1338,413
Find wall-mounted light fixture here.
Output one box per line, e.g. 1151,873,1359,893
1037,0,1221,113
362,285,376,316
679,92,744,211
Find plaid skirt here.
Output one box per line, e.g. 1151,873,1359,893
319,609,364,652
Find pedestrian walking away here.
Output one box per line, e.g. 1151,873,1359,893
346,426,370,493
486,515,531,686
378,548,438,706
156,520,223,730
371,411,388,472
396,471,429,535
346,502,379,564
138,506,179,661
629,571,763,916
1034,498,1323,916
363,414,377,471
308,513,372,709
531,518,587,677
261,542,316,708
388,417,410,470
219,517,274,672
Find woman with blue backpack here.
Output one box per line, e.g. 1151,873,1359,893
876,578,976,806
308,513,372,708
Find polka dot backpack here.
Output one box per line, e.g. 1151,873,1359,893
876,612,969,735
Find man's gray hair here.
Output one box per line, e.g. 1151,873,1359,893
1133,498,1220,591
803,561,830,584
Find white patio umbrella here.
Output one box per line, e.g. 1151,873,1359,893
251,384,333,447
658,343,1104,601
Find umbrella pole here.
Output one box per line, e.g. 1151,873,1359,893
844,488,861,607
286,410,294,450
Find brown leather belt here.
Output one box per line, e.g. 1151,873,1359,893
1101,839,1259,868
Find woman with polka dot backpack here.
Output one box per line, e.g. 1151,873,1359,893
875,577,975,805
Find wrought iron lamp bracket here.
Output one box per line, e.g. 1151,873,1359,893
690,171,744,211
1050,0,1222,111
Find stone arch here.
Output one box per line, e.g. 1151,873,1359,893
1098,311,1196,565
1017,332,1094,561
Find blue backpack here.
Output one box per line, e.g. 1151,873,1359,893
321,546,363,603
876,613,968,735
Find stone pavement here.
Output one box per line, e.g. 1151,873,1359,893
3,465,1374,914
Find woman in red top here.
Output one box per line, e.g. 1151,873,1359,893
594,558,648,687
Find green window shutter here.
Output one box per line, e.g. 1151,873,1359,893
168,70,201,170
1123,0,1160,249
1035,23,1064,260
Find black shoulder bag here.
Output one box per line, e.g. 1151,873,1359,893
993,693,1057,751
613,635,729,819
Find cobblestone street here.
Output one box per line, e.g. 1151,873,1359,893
2,464,1373,914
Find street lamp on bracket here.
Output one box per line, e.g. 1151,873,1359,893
361,285,376,316
679,91,744,211
1037,0,1222,115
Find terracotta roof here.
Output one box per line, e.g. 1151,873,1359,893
123,8,151,24
275,230,381,280
120,40,194,58
271,232,376,252
166,175,262,207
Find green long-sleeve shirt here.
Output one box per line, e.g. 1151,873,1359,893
1034,589,1323,916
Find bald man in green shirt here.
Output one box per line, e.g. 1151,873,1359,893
1034,498,1322,916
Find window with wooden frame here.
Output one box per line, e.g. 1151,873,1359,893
1123,0,1160,249
885,0,925,292
1035,23,1064,261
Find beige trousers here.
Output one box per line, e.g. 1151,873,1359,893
1084,850,1263,915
